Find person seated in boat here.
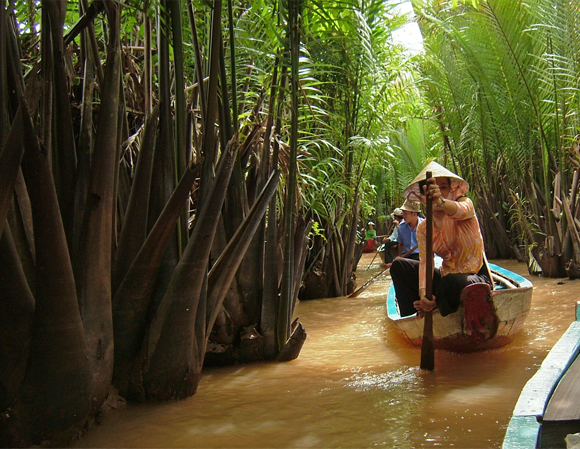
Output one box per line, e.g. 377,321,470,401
381,208,403,264
383,201,422,267
362,221,378,253
390,161,492,317
395,199,422,261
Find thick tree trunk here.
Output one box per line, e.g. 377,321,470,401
2,110,91,447
0,224,34,412
74,7,121,411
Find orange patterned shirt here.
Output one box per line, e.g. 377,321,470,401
417,197,484,291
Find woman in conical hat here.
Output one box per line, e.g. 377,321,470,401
389,161,492,318
404,161,469,201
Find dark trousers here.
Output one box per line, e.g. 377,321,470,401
390,257,491,317
382,241,399,263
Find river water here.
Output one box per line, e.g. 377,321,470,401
71,254,580,448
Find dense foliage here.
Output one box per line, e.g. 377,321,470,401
412,0,580,275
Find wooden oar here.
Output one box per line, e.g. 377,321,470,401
366,250,381,270
349,267,388,298
399,244,418,259
420,170,435,371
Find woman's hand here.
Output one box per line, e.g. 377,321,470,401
422,177,444,206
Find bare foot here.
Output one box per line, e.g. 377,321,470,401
414,297,436,315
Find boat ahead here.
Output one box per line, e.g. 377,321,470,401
386,263,533,353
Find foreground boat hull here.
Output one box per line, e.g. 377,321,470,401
386,263,533,353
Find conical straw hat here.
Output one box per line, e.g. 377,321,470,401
403,161,469,200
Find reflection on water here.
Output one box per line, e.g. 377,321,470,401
71,256,580,448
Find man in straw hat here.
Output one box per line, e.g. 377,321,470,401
381,207,404,264
395,199,422,261
390,161,492,317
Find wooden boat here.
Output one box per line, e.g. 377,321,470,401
503,305,580,448
386,262,533,352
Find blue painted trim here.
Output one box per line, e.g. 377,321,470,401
488,263,533,288
386,285,400,319
503,416,540,449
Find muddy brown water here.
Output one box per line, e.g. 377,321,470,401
71,254,580,448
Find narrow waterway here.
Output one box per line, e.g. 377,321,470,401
72,254,580,448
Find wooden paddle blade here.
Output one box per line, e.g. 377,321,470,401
420,311,435,370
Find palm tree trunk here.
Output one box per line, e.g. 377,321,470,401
73,3,122,412
278,0,301,350
113,109,159,292
10,104,91,446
